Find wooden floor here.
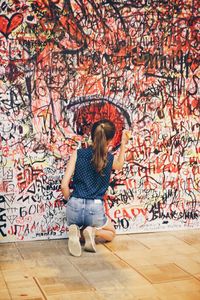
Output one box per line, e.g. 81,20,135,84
0,229,200,300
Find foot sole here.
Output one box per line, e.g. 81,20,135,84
83,227,96,253
68,225,82,257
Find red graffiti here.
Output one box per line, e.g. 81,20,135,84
75,102,125,148
0,13,23,37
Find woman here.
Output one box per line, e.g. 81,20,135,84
61,119,129,256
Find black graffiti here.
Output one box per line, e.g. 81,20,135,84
143,50,191,78
19,200,65,218
46,181,61,191
147,201,199,222
114,218,130,231
0,0,199,241
9,223,66,237
0,195,6,237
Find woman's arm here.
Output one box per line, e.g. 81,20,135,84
112,130,129,170
61,150,77,200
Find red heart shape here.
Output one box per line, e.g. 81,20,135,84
0,15,8,36
0,13,23,37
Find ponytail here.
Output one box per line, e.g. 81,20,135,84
91,120,115,175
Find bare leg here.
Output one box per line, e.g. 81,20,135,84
95,219,116,242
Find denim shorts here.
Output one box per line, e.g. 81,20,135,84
66,197,107,229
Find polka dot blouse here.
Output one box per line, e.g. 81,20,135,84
71,147,114,200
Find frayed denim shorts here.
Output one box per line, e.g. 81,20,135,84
66,197,108,229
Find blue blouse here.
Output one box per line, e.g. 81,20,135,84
71,147,114,200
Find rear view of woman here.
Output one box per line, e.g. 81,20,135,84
61,119,129,256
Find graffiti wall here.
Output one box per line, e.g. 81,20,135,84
0,0,199,242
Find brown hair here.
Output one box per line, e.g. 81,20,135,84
91,119,115,174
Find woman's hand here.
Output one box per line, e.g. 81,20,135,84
61,185,71,200
121,130,131,146
112,130,131,170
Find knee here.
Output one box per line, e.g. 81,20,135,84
107,229,116,242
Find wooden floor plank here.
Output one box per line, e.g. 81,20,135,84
170,254,200,275
0,289,11,300
0,271,11,300
2,278,45,300
47,291,103,300
96,289,160,300
132,233,199,255
154,278,200,295
159,291,200,300
194,273,200,281
130,263,192,283
0,230,200,300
